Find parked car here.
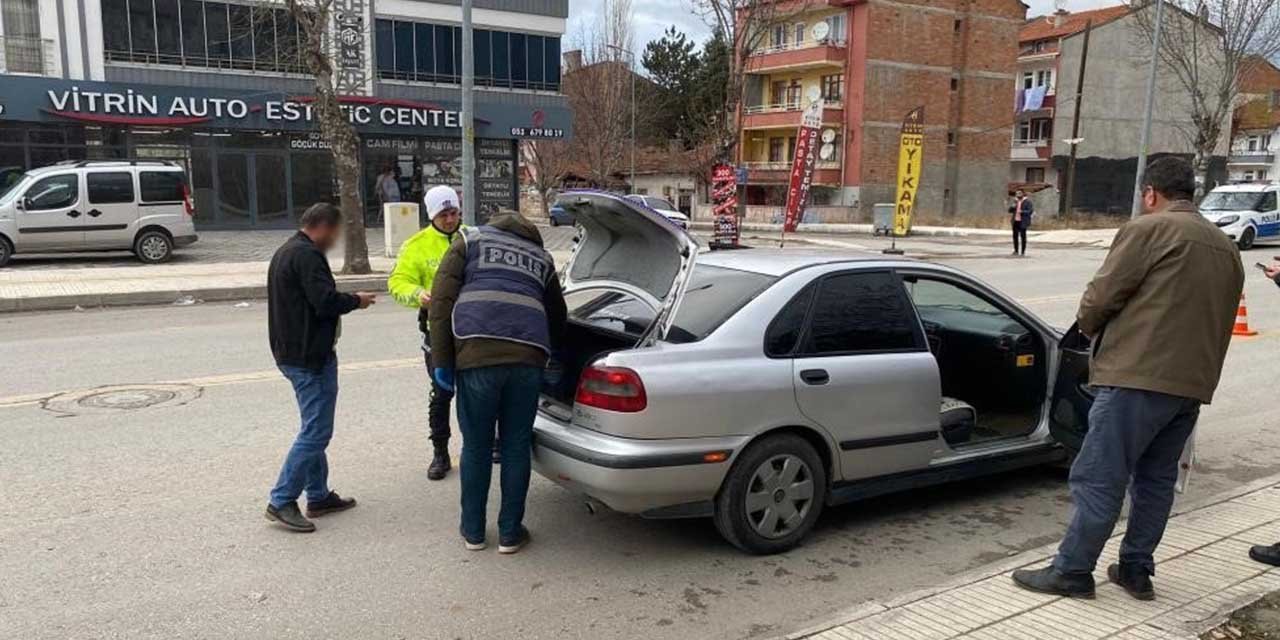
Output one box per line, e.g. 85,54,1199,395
535,190,1095,554
548,202,576,227
0,160,198,267
625,194,690,230
1199,182,1280,250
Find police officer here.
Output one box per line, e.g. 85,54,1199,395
428,210,566,554
388,185,462,481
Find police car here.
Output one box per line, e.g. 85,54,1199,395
1200,182,1280,250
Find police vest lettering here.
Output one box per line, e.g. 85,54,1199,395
451,227,554,354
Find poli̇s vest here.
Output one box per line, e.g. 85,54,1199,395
451,226,555,354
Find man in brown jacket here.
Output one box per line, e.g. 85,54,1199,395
1014,157,1244,600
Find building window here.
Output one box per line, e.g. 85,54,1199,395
786,80,802,109
102,0,307,73
820,74,843,102
1248,136,1260,152
1017,119,1052,143
946,131,956,145
771,24,788,48
771,80,787,106
950,77,959,91
1273,90,1280,108
954,18,963,33
1026,167,1046,183
1022,69,1053,91
768,138,784,162
794,22,806,46
787,135,797,161
373,18,560,91
824,13,845,44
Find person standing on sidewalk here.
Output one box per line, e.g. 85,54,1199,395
264,203,377,533
388,185,463,481
1012,157,1243,600
1249,260,1280,565
428,210,566,553
1009,189,1033,256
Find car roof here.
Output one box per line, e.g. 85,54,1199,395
696,248,920,277
1212,183,1278,193
21,161,182,178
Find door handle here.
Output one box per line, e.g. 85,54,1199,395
66,209,82,218
800,369,830,386
87,209,102,217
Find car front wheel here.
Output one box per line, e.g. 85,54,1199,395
1239,227,1256,251
135,230,174,264
714,433,826,555
0,236,12,267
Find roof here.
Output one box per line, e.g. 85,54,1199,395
1240,56,1280,95
1019,5,1131,43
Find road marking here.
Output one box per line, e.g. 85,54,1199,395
1018,294,1081,305
0,357,420,409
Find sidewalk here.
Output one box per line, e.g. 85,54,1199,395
783,475,1280,640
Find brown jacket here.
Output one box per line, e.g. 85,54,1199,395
1078,200,1243,403
428,211,567,371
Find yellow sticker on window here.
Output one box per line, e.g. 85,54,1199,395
1017,354,1035,367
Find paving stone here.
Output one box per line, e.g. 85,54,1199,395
1177,503,1279,538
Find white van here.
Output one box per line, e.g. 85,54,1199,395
1200,182,1280,250
0,160,198,266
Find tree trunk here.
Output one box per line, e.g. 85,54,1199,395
312,71,371,274
1194,149,1212,203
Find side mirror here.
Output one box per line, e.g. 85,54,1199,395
15,197,27,211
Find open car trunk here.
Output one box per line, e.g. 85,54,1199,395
541,321,638,405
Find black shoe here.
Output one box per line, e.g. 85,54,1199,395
428,448,452,481
1107,562,1155,601
1011,565,1096,599
265,502,315,533
499,526,530,555
1250,543,1280,567
306,491,357,518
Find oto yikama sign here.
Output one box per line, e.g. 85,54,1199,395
711,164,740,248
892,106,925,237
783,100,824,233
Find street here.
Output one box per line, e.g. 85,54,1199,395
3,238,1280,640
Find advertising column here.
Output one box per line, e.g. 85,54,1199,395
710,164,740,249
781,99,823,244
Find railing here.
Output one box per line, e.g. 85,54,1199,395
743,160,841,171
0,36,56,75
1228,152,1276,165
754,37,847,56
743,100,844,115
1012,138,1051,147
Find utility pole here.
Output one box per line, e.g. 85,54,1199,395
1130,0,1165,219
1062,20,1091,216
461,0,477,225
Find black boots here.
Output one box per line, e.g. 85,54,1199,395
306,491,357,518
1011,565,1096,599
265,502,315,533
428,446,452,481
1107,562,1155,601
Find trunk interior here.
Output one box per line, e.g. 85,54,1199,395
542,320,638,406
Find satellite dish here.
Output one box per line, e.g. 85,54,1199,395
821,128,837,143
806,86,822,102
811,21,831,42
819,143,835,160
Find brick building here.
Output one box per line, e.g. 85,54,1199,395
735,0,1025,222
1227,56,1280,183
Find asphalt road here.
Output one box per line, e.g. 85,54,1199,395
4,239,1280,640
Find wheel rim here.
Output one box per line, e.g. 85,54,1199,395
140,236,168,260
1243,229,1255,248
745,454,814,539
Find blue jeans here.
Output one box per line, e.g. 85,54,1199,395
269,355,339,509
456,365,541,542
1053,386,1199,575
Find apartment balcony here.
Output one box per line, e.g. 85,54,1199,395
1228,152,1276,166
1010,139,1052,162
0,36,56,75
742,161,843,185
746,39,847,74
741,101,844,130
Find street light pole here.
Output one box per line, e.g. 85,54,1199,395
1130,0,1165,219
461,0,476,225
606,44,636,192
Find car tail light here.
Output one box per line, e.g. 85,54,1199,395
575,365,647,413
181,182,196,217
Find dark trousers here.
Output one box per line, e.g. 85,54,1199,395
456,365,541,542
270,354,338,509
423,345,454,449
1011,221,1028,255
1053,386,1199,575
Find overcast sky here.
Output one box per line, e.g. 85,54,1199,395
565,0,1124,53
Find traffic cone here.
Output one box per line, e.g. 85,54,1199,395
1233,293,1258,337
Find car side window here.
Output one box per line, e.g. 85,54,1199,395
24,174,79,211
140,171,186,203
87,172,135,205
765,282,815,357
799,271,922,356
1262,191,1278,212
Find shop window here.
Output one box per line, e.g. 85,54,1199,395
374,19,394,73
414,22,434,79
88,172,135,204
253,7,277,70
140,171,186,202
228,4,253,67
544,36,561,89
435,24,455,81
103,0,130,54
154,0,181,59
128,0,157,56
205,2,231,63
276,9,302,72
528,35,545,86
475,29,492,83
492,31,510,84
180,0,206,64
394,20,414,76
372,19,558,91
511,33,527,88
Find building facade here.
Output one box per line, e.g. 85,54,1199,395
736,0,1024,221
1227,57,1280,183
0,0,570,228
1013,4,1228,215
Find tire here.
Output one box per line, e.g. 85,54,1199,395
550,217,560,227
714,433,827,555
0,236,12,267
134,230,174,264
1239,227,1256,251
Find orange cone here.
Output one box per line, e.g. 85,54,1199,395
1234,293,1258,337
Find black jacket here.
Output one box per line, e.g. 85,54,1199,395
268,232,360,369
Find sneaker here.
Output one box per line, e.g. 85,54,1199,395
1011,565,1096,599
461,526,486,551
305,491,357,518
1250,543,1280,567
427,448,452,481
1107,562,1155,601
265,502,316,533
499,527,531,555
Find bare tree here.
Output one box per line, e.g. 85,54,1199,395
1132,0,1280,197
521,139,573,218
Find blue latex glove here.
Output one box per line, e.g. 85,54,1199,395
432,367,454,393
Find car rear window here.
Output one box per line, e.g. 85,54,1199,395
140,171,187,203
87,172,134,204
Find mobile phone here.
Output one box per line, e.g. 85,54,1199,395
1257,262,1271,272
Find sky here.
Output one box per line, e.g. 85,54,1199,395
565,0,1124,53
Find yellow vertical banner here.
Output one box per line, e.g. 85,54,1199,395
892,107,925,237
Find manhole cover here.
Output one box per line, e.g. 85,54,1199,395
42,384,202,417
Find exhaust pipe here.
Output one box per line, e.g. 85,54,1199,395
583,498,604,516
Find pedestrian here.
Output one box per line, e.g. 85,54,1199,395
387,185,464,481
1009,189,1033,256
428,209,566,554
1249,259,1280,566
1012,157,1243,600
376,164,401,206
264,203,378,533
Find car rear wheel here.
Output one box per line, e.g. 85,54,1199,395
714,433,826,555
1239,227,1256,251
135,230,174,264
0,236,12,267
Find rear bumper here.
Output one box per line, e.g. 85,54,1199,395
532,413,749,516
173,234,198,247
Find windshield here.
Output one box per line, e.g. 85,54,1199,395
1201,191,1265,211
566,265,777,343
0,170,28,205
644,197,676,211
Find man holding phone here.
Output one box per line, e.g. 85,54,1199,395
1250,260,1280,565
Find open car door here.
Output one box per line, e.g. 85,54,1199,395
1049,322,1095,455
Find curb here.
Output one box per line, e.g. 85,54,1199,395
0,276,389,313
774,471,1280,640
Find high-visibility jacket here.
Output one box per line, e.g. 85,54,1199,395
387,223,461,310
